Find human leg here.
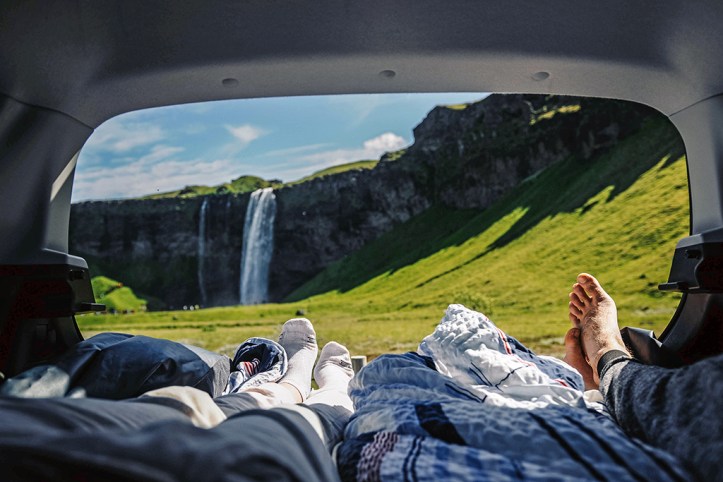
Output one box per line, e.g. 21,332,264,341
203,327,355,455
563,327,596,390
0,396,191,436
218,320,353,415
218,341,355,451
567,272,630,383
214,318,319,415
216,341,355,451
599,352,723,481
0,406,341,481
565,273,723,480
303,342,355,449
308,341,354,411
277,317,319,402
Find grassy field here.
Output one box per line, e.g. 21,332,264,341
78,118,689,361
91,276,147,312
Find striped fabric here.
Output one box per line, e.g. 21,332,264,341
337,305,691,481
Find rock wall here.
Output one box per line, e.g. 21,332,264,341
70,195,249,309
69,94,660,307
270,160,432,299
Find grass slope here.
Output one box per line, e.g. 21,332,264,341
78,119,688,360
91,276,147,312
141,175,278,199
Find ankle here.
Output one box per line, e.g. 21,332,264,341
591,343,630,380
279,381,305,403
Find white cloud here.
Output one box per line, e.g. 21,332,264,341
362,132,407,152
86,119,166,153
225,124,267,149
136,145,185,165
72,132,408,201
260,132,408,181
72,157,244,202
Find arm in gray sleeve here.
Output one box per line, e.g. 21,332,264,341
599,353,723,481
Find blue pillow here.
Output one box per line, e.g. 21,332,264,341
2,333,231,400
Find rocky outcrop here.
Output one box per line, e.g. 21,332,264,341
403,94,653,209
69,94,660,308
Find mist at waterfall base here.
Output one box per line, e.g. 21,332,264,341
196,188,277,307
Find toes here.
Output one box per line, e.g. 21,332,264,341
569,291,585,311
563,328,596,390
569,300,582,317
279,318,317,348
281,318,316,334
569,312,581,326
577,273,610,302
563,327,581,352
572,284,591,304
577,273,597,286
319,341,350,359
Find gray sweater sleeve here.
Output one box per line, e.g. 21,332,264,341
599,353,723,481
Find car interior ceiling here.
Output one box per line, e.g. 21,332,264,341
1,0,723,377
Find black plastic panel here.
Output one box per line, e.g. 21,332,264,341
0,264,100,376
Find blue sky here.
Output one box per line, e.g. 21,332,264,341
73,93,488,202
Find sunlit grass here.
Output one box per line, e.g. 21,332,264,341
443,104,469,111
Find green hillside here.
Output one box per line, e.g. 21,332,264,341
141,175,279,199
287,117,688,346
77,117,688,359
91,276,147,312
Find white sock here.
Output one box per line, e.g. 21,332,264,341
278,318,318,400
314,341,354,390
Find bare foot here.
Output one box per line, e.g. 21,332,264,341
568,273,630,384
563,327,597,390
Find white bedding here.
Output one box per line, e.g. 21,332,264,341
336,304,691,481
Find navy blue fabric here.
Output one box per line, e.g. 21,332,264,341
415,402,465,445
57,333,231,399
0,401,340,482
51,333,230,399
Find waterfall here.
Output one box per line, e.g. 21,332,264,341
239,188,277,305
197,198,209,307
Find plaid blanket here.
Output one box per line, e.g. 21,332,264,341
337,305,691,481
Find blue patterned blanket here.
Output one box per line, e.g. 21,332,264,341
337,305,690,481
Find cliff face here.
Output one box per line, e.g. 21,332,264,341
270,161,431,299
69,94,658,307
404,94,650,209
70,195,249,309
